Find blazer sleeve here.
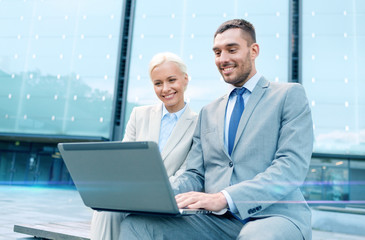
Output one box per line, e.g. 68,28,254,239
168,160,187,184
171,111,206,194
122,108,137,142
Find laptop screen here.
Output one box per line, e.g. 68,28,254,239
58,141,180,215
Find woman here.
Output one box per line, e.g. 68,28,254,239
90,52,197,240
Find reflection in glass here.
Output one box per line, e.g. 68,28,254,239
302,0,365,154
0,0,123,138
302,158,349,201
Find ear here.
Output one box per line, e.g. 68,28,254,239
184,73,189,83
250,43,260,60
184,73,189,91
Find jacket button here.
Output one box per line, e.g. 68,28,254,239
229,161,233,167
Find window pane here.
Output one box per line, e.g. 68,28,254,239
302,158,349,202
125,0,289,129
302,0,365,154
0,0,123,138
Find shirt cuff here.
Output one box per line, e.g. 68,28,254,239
221,190,238,214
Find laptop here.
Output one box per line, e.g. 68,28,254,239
58,141,211,216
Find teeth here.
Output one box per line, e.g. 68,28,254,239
223,67,234,72
164,93,174,99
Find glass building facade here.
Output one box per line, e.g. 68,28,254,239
0,0,123,139
126,0,290,117
0,0,364,203
302,0,365,155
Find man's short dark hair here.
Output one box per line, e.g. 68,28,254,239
214,19,256,45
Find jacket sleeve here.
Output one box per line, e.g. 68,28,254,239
122,108,137,142
171,111,205,194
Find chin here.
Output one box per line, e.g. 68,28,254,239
223,78,234,84
163,101,175,107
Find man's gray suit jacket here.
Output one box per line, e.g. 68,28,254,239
172,77,314,240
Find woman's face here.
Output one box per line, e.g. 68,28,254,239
151,61,188,113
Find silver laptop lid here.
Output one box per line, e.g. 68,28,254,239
58,141,180,215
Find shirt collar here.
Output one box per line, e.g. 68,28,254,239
227,72,262,96
162,103,187,119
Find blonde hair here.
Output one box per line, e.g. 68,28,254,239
149,52,187,79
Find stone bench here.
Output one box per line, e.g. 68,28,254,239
14,221,90,240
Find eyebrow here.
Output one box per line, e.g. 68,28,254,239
153,75,176,82
212,43,239,51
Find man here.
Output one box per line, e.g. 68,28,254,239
119,19,313,240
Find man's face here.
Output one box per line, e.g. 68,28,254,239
213,28,257,87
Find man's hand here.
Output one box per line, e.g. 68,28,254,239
175,191,228,212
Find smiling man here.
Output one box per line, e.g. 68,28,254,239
119,19,314,240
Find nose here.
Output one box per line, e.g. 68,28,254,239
162,82,170,92
218,51,230,65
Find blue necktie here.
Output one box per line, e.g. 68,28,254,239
228,88,246,155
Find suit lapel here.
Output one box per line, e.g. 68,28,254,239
233,77,269,151
149,103,162,144
218,95,229,156
161,105,194,159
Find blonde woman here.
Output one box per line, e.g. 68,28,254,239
91,52,197,240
